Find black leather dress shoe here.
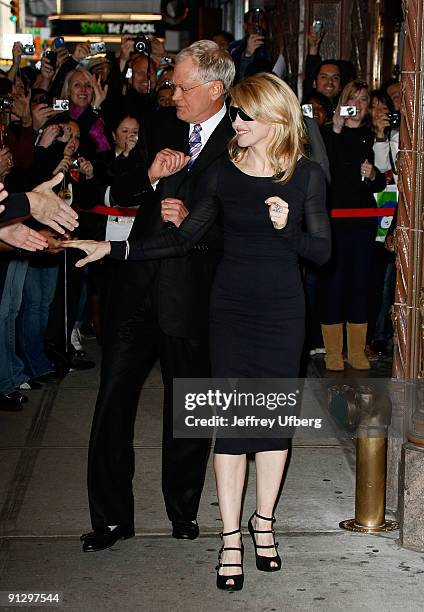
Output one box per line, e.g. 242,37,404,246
81,526,134,552
172,520,199,540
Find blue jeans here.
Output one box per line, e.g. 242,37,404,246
17,263,59,379
0,259,29,393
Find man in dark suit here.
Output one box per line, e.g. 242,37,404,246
80,41,236,552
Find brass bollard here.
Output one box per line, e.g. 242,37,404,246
339,386,399,533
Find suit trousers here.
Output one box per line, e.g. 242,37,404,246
88,273,211,531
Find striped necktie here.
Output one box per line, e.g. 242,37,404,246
188,124,202,169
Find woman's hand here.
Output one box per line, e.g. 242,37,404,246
53,156,73,176
123,134,139,157
265,196,289,230
39,124,61,148
0,148,13,180
78,157,94,179
12,42,23,66
64,239,111,267
148,149,190,183
161,198,189,227
332,107,346,134
360,159,376,181
91,74,109,108
12,91,32,127
373,113,390,139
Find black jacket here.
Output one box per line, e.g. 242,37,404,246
108,110,233,340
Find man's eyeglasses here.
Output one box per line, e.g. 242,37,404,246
168,81,214,93
228,106,255,122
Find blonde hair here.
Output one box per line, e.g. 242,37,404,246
335,80,371,126
228,73,307,184
61,67,94,102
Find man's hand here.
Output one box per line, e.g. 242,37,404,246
148,149,190,183
72,42,90,62
0,222,48,251
117,35,135,66
0,182,8,214
12,42,23,65
40,55,56,82
160,198,189,227
32,103,55,131
265,196,289,230
12,91,32,127
307,25,325,54
27,173,79,234
64,239,111,267
245,33,265,56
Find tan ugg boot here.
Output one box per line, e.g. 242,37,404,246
321,324,344,371
346,322,371,370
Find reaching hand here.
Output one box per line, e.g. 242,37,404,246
246,33,265,56
39,124,62,148
148,149,190,183
0,222,48,251
32,103,55,131
64,239,111,267
72,42,90,62
307,25,325,53
91,74,109,108
27,173,79,234
161,198,189,227
78,157,94,179
265,196,289,230
0,148,13,180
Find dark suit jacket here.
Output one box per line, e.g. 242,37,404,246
111,109,233,340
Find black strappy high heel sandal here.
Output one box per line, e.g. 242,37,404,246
216,528,244,591
247,511,282,572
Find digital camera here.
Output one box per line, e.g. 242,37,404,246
22,44,35,56
388,111,401,129
125,68,133,79
71,158,80,169
89,42,107,55
0,95,14,112
302,104,313,119
133,35,151,54
340,105,357,117
312,19,323,34
53,99,70,111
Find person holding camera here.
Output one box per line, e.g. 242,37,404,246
229,9,273,83
60,67,112,158
320,80,386,371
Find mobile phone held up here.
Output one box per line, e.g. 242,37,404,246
312,19,323,35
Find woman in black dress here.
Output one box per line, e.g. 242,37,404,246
64,73,330,592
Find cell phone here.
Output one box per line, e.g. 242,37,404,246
302,104,313,118
53,99,70,111
53,37,66,49
387,111,401,129
340,105,357,117
90,42,106,54
312,19,323,34
45,50,57,68
125,68,133,79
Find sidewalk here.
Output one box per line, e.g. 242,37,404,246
0,342,423,611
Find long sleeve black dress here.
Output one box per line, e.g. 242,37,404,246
108,157,330,453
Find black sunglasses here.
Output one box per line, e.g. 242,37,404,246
228,106,254,122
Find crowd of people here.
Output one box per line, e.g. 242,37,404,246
0,8,400,591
